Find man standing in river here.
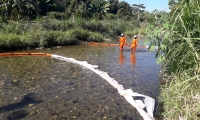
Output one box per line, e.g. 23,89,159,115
130,35,138,52
118,33,127,51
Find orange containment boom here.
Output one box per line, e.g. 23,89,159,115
88,42,148,48
88,42,120,46
0,53,52,57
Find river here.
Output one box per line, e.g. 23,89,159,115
0,37,161,120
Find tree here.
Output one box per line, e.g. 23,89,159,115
0,1,8,22
168,0,181,16
88,0,110,19
168,0,177,9
81,0,91,11
0,0,53,20
36,0,54,16
117,1,132,20
108,0,119,14
132,3,145,20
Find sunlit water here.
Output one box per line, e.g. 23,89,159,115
0,37,161,120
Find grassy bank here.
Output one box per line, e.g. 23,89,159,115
0,17,146,51
158,73,200,120
146,0,200,119
0,29,103,51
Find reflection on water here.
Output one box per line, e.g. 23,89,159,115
0,37,161,120
118,51,124,65
130,51,136,65
119,51,136,66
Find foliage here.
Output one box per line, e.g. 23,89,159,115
147,0,200,119
107,0,119,14
0,0,169,52
0,27,104,51
159,73,200,120
88,0,110,19
126,27,146,37
117,1,132,20
132,3,145,20
0,0,161,23
147,0,200,74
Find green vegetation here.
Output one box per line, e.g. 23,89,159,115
2,0,200,119
0,18,146,51
0,0,161,51
0,20,104,50
146,0,200,119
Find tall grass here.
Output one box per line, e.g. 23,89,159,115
146,0,200,119
0,33,26,51
0,28,104,51
126,27,147,37
159,74,200,120
0,15,143,51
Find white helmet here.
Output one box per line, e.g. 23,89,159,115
134,35,137,37
121,33,124,36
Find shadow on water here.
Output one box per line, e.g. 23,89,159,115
0,93,42,113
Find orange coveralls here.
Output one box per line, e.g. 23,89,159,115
119,37,127,50
130,38,138,51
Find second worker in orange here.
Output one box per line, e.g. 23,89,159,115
130,35,138,52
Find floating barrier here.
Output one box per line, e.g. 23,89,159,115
88,42,120,46
0,53,155,120
88,42,150,48
0,53,52,57
51,54,155,120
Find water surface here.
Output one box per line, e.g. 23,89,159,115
0,37,161,120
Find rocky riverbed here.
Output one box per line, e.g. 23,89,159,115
0,56,142,120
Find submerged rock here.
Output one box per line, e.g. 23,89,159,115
29,111,36,116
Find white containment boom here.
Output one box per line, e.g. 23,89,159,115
51,54,155,120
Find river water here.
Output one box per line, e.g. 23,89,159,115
0,37,161,120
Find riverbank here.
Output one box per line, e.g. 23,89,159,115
0,18,147,52
0,26,103,52
157,72,200,120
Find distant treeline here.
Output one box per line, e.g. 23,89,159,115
0,0,168,22
0,0,169,52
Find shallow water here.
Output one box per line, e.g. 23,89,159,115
0,38,161,120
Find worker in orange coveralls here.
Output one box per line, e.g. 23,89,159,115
119,51,125,65
130,35,138,52
130,51,136,65
118,33,127,51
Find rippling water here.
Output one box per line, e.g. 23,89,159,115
0,37,161,120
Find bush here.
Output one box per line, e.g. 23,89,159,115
105,13,118,20
47,12,67,20
0,17,143,51
68,29,103,42
146,0,200,119
0,33,27,51
41,19,72,31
